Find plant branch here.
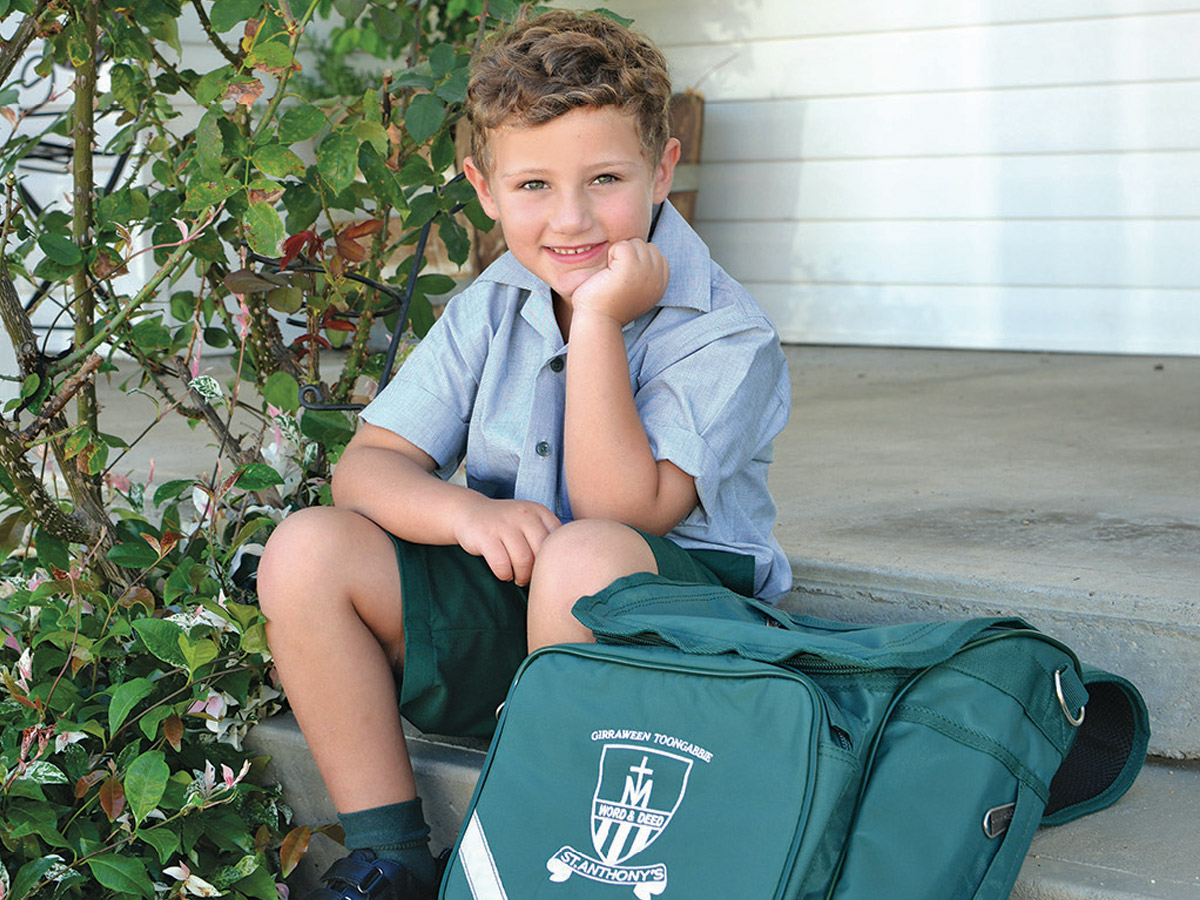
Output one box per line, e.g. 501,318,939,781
18,354,103,442
71,0,100,437
190,0,242,67
48,240,193,378
0,1,53,87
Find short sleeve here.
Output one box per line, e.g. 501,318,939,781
635,309,789,523
359,286,491,475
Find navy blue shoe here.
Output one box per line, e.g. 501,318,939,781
307,849,448,900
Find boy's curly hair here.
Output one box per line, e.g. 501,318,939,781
466,9,673,173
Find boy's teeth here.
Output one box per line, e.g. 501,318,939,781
553,245,595,255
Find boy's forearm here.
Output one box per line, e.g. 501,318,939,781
563,310,688,534
332,442,482,545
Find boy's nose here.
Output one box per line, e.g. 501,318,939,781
550,188,592,233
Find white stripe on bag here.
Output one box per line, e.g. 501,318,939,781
460,810,510,900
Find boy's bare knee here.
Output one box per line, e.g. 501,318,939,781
527,520,656,650
258,507,364,616
534,520,654,582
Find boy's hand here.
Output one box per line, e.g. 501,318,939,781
453,497,561,586
570,238,669,326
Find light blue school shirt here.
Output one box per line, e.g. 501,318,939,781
360,202,792,601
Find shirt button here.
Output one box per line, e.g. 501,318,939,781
549,357,564,373
535,441,551,457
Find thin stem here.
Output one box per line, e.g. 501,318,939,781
71,1,100,436
48,241,192,377
190,0,242,67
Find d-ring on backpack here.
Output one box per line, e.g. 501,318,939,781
439,574,1149,900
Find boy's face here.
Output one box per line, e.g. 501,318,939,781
464,106,679,306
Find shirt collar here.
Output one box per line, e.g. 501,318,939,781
475,199,713,332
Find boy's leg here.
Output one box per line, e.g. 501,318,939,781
525,519,657,650
258,506,415,810
258,507,439,892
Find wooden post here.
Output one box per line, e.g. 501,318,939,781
667,90,704,226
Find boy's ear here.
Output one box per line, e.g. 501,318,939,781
463,157,500,221
652,138,682,205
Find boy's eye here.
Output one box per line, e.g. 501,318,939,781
593,174,619,185
520,180,547,191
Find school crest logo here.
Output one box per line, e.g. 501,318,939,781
547,743,693,899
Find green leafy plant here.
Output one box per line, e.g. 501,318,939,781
0,0,562,896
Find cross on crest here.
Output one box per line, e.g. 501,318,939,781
590,745,693,866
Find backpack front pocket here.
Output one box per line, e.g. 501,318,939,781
441,644,851,900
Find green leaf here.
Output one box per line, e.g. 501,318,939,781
37,232,82,265
352,120,389,156
184,174,242,211
132,618,189,668
137,825,180,864
98,187,150,225
244,201,285,256
364,6,399,41
429,43,457,79
434,66,470,104
148,15,182,56
130,316,172,352
153,478,196,506
266,285,304,313
34,527,70,571
300,408,356,447
409,294,435,338
333,0,367,20
195,108,225,176
430,129,457,174
283,180,322,232
124,750,170,825
358,142,405,212
109,62,141,114
440,216,470,266
240,622,270,654
262,371,300,412
278,103,326,144
418,273,459,297
178,634,219,676
0,509,29,558
210,0,264,33
109,677,155,736
253,143,306,178
248,40,294,72
138,705,175,742
86,854,150,898
234,860,284,900
316,131,359,196
405,93,445,144
196,64,235,106
234,462,285,491
106,539,161,568
15,760,69,784
12,856,69,900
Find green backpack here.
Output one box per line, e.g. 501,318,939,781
439,573,1149,900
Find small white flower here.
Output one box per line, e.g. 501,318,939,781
162,860,223,897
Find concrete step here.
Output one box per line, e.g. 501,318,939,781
246,712,1200,898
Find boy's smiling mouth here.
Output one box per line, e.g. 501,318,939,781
547,243,603,258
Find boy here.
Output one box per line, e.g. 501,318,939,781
257,9,791,900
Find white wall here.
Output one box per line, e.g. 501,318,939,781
564,0,1200,354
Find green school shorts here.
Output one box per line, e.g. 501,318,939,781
389,528,755,739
